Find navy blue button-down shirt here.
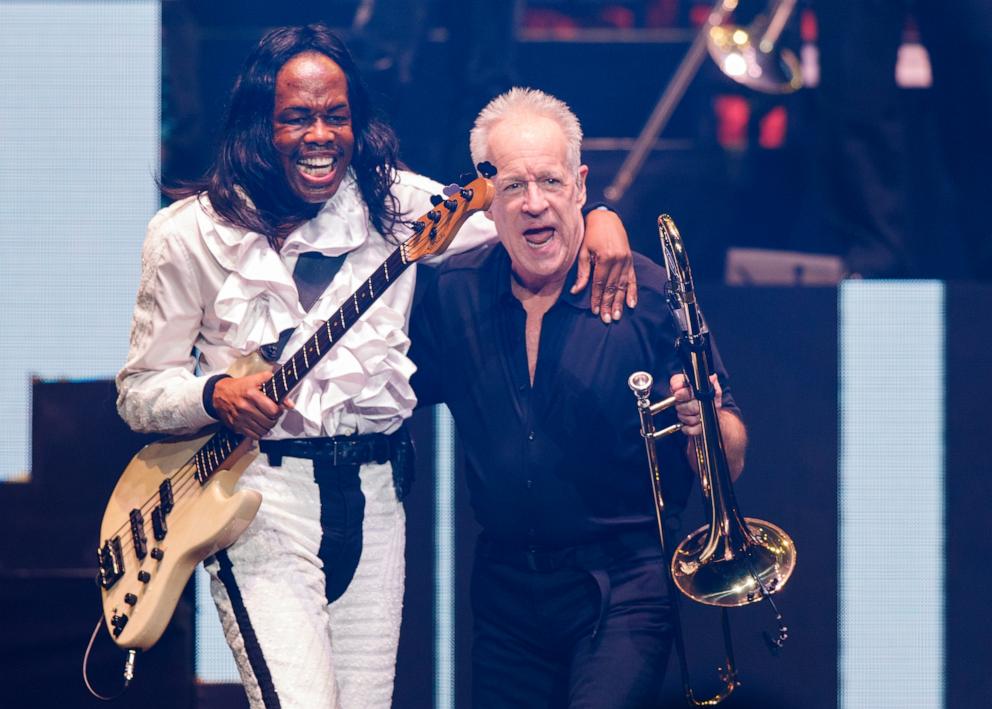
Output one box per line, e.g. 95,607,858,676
410,244,740,547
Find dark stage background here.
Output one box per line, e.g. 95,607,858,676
2,1,991,708
159,0,971,283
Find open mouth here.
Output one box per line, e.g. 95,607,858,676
523,226,555,248
296,156,338,182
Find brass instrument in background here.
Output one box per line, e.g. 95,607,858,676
605,0,802,202
628,215,796,705
707,0,803,94
706,0,802,95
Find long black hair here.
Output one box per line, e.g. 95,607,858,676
168,23,402,244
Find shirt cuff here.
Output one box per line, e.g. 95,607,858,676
202,373,232,421
582,202,614,216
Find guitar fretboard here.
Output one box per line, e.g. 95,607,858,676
192,427,244,483
181,173,494,489
190,247,412,485
260,247,411,403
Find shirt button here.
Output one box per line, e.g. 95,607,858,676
527,431,535,441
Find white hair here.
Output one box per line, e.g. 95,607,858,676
470,87,583,175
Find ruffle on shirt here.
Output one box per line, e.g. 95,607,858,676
195,171,417,436
196,171,371,352
277,270,418,437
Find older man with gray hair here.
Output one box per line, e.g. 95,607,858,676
409,87,746,707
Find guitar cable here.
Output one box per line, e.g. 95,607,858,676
82,614,137,701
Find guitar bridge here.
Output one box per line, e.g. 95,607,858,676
97,536,125,589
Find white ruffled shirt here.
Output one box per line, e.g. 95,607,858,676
117,169,495,438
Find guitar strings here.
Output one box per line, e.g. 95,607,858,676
105,430,228,539
103,251,422,561
105,457,201,557
102,204,480,572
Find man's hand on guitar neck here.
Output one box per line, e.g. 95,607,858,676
213,371,294,440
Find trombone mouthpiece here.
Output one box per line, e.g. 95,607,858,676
628,371,653,399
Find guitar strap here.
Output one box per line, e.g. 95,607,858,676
259,252,346,362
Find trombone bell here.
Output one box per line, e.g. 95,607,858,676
672,518,797,607
707,25,802,94
707,0,803,94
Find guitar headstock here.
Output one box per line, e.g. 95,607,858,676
402,172,496,262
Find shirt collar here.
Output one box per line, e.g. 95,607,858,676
492,245,588,311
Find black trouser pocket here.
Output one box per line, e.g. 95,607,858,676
315,462,365,604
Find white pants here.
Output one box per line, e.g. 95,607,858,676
204,456,406,709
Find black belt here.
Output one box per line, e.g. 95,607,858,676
477,528,662,573
259,433,393,468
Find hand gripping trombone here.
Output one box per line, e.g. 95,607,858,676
628,215,796,705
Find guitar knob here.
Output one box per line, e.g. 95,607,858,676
443,199,457,211
124,593,138,606
111,613,129,637
137,571,151,583
427,210,441,223
150,548,164,561
429,194,443,206
460,188,473,201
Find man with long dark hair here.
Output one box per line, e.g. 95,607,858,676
117,23,636,709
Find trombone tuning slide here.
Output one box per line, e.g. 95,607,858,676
650,422,682,440
650,395,677,416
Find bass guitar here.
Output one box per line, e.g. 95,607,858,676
97,172,495,651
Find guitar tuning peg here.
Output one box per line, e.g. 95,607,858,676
443,183,461,197
429,194,443,206
476,161,497,178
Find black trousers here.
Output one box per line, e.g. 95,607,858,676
471,535,674,708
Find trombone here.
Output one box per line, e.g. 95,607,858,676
706,0,803,95
629,215,796,705
604,0,802,202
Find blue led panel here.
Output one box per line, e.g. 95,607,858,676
0,1,160,480
839,281,945,709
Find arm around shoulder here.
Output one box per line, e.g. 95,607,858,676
393,170,498,260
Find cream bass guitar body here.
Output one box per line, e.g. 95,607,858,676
97,173,495,651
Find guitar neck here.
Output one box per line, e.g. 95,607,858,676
259,247,411,404
190,246,411,485
188,173,494,484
